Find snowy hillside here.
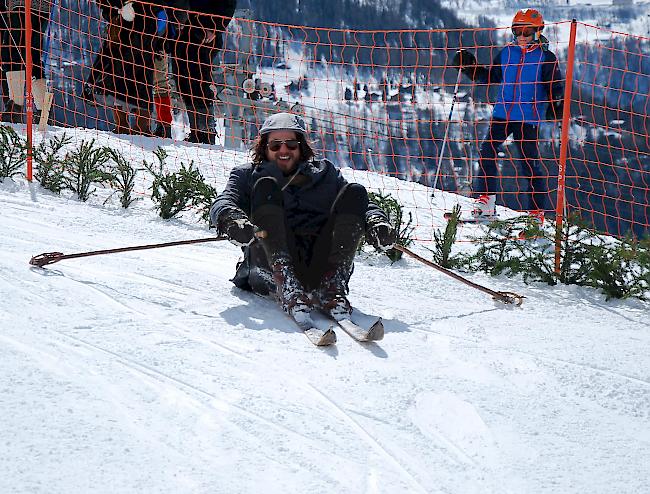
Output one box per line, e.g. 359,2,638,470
444,0,650,37
1,128,649,493
243,0,650,36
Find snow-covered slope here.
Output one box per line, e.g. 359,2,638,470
1,128,649,493
447,0,650,37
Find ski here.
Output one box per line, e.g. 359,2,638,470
303,327,337,346
337,317,384,342
322,313,384,342
443,211,499,224
290,314,337,346
251,292,337,346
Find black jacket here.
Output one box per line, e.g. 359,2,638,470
210,158,389,293
211,158,387,235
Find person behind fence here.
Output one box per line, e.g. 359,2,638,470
453,8,564,221
0,0,51,123
170,0,236,144
1,1,9,114
149,2,190,138
84,1,183,134
209,112,396,324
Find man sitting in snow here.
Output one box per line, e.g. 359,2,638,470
210,112,395,324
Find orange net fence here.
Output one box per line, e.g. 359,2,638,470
2,1,649,240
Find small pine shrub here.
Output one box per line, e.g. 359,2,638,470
33,133,72,194
554,216,600,286
454,217,525,277
635,237,650,299
455,213,650,300
367,190,415,262
144,148,216,220
585,235,649,300
192,177,218,224
430,204,460,268
0,125,27,179
105,148,138,208
63,139,111,201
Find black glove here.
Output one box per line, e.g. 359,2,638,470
367,222,396,252
452,49,476,69
545,100,564,121
221,211,256,247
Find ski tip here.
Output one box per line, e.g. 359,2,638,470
366,319,384,341
317,328,337,346
304,327,337,346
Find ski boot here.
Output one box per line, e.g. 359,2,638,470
471,194,498,219
272,256,313,325
318,265,353,321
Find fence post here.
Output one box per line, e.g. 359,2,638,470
554,19,578,274
25,0,34,181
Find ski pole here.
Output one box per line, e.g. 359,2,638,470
431,68,463,194
393,244,525,306
30,236,229,267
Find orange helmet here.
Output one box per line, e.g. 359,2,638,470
512,8,544,30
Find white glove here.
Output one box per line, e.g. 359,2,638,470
119,2,136,22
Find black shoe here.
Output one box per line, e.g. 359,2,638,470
188,129,216,145
154,123,172,138
1,100,24,123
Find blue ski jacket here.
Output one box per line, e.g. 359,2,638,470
471,43,564,124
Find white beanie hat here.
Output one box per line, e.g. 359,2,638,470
259,112,308,137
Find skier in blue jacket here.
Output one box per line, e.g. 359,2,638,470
453,8,564,220
210,112,395,325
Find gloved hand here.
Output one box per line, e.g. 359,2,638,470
452,49,476,69
367,222,396,252
119,2,136,22
225,216,256,247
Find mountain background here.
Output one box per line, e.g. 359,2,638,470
241,0,650,34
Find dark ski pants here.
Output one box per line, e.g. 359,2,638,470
246,177,366,293
474,118,548,211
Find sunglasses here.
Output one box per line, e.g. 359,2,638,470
512,27,537,37
267,139,300,152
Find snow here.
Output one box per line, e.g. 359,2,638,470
448,0,650,38
2,126,650,493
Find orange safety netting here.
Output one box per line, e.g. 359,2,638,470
2,1,649,240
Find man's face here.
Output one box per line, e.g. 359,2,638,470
265,130,301,173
